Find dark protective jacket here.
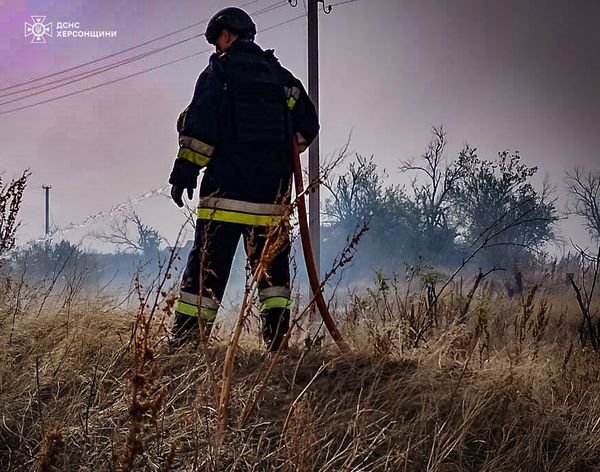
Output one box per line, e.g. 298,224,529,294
169,40,319,226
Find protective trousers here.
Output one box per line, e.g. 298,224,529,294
174,218,292,325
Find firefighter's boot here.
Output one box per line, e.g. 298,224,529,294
199,318,215,341
168,312,199,348
261,308,290,352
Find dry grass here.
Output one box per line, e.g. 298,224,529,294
2,278,600,472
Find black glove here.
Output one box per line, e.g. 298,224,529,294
168,157,200,207
170,185,194,208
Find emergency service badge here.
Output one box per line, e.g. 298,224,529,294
25,16,53,44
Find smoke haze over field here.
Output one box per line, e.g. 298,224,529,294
1,0,599,251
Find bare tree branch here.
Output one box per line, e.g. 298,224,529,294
566,168,600,241
94,211,163,256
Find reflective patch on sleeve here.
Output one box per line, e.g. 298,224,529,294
285,86,301,110
179,135,215,157
178,147,211,167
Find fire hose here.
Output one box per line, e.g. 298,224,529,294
292,138,349,353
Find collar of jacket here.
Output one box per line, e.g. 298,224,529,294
210,41,279,66
210,41,259,62
226,40,264,55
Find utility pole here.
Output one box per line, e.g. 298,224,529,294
289,0,331,275
42,185,51,236
308,0,321,276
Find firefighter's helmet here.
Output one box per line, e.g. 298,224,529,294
205,7,256,44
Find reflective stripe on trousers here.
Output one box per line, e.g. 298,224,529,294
174,292,218,320
259,286,291,311
197,197,288,227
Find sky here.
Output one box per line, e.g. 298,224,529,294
1,0,599,251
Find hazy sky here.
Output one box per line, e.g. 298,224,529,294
1,0,599,249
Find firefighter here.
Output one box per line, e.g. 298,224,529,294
168,7,319,351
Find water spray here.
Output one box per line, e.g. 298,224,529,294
9,185,171,253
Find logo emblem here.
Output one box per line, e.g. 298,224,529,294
25,16,53,43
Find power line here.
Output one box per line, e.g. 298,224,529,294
257,12,307,33
0,2,291,107
0,0,281,94
0,1,290,103
0,34,203,106
0,13,307,116
250,0,291,16
0,0,359,113
0,49,210,116
329,0,361,6
0,34,203,100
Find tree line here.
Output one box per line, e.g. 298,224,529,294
2,127,600,283
323,127,599,274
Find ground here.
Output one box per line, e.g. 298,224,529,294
2,284,600,472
